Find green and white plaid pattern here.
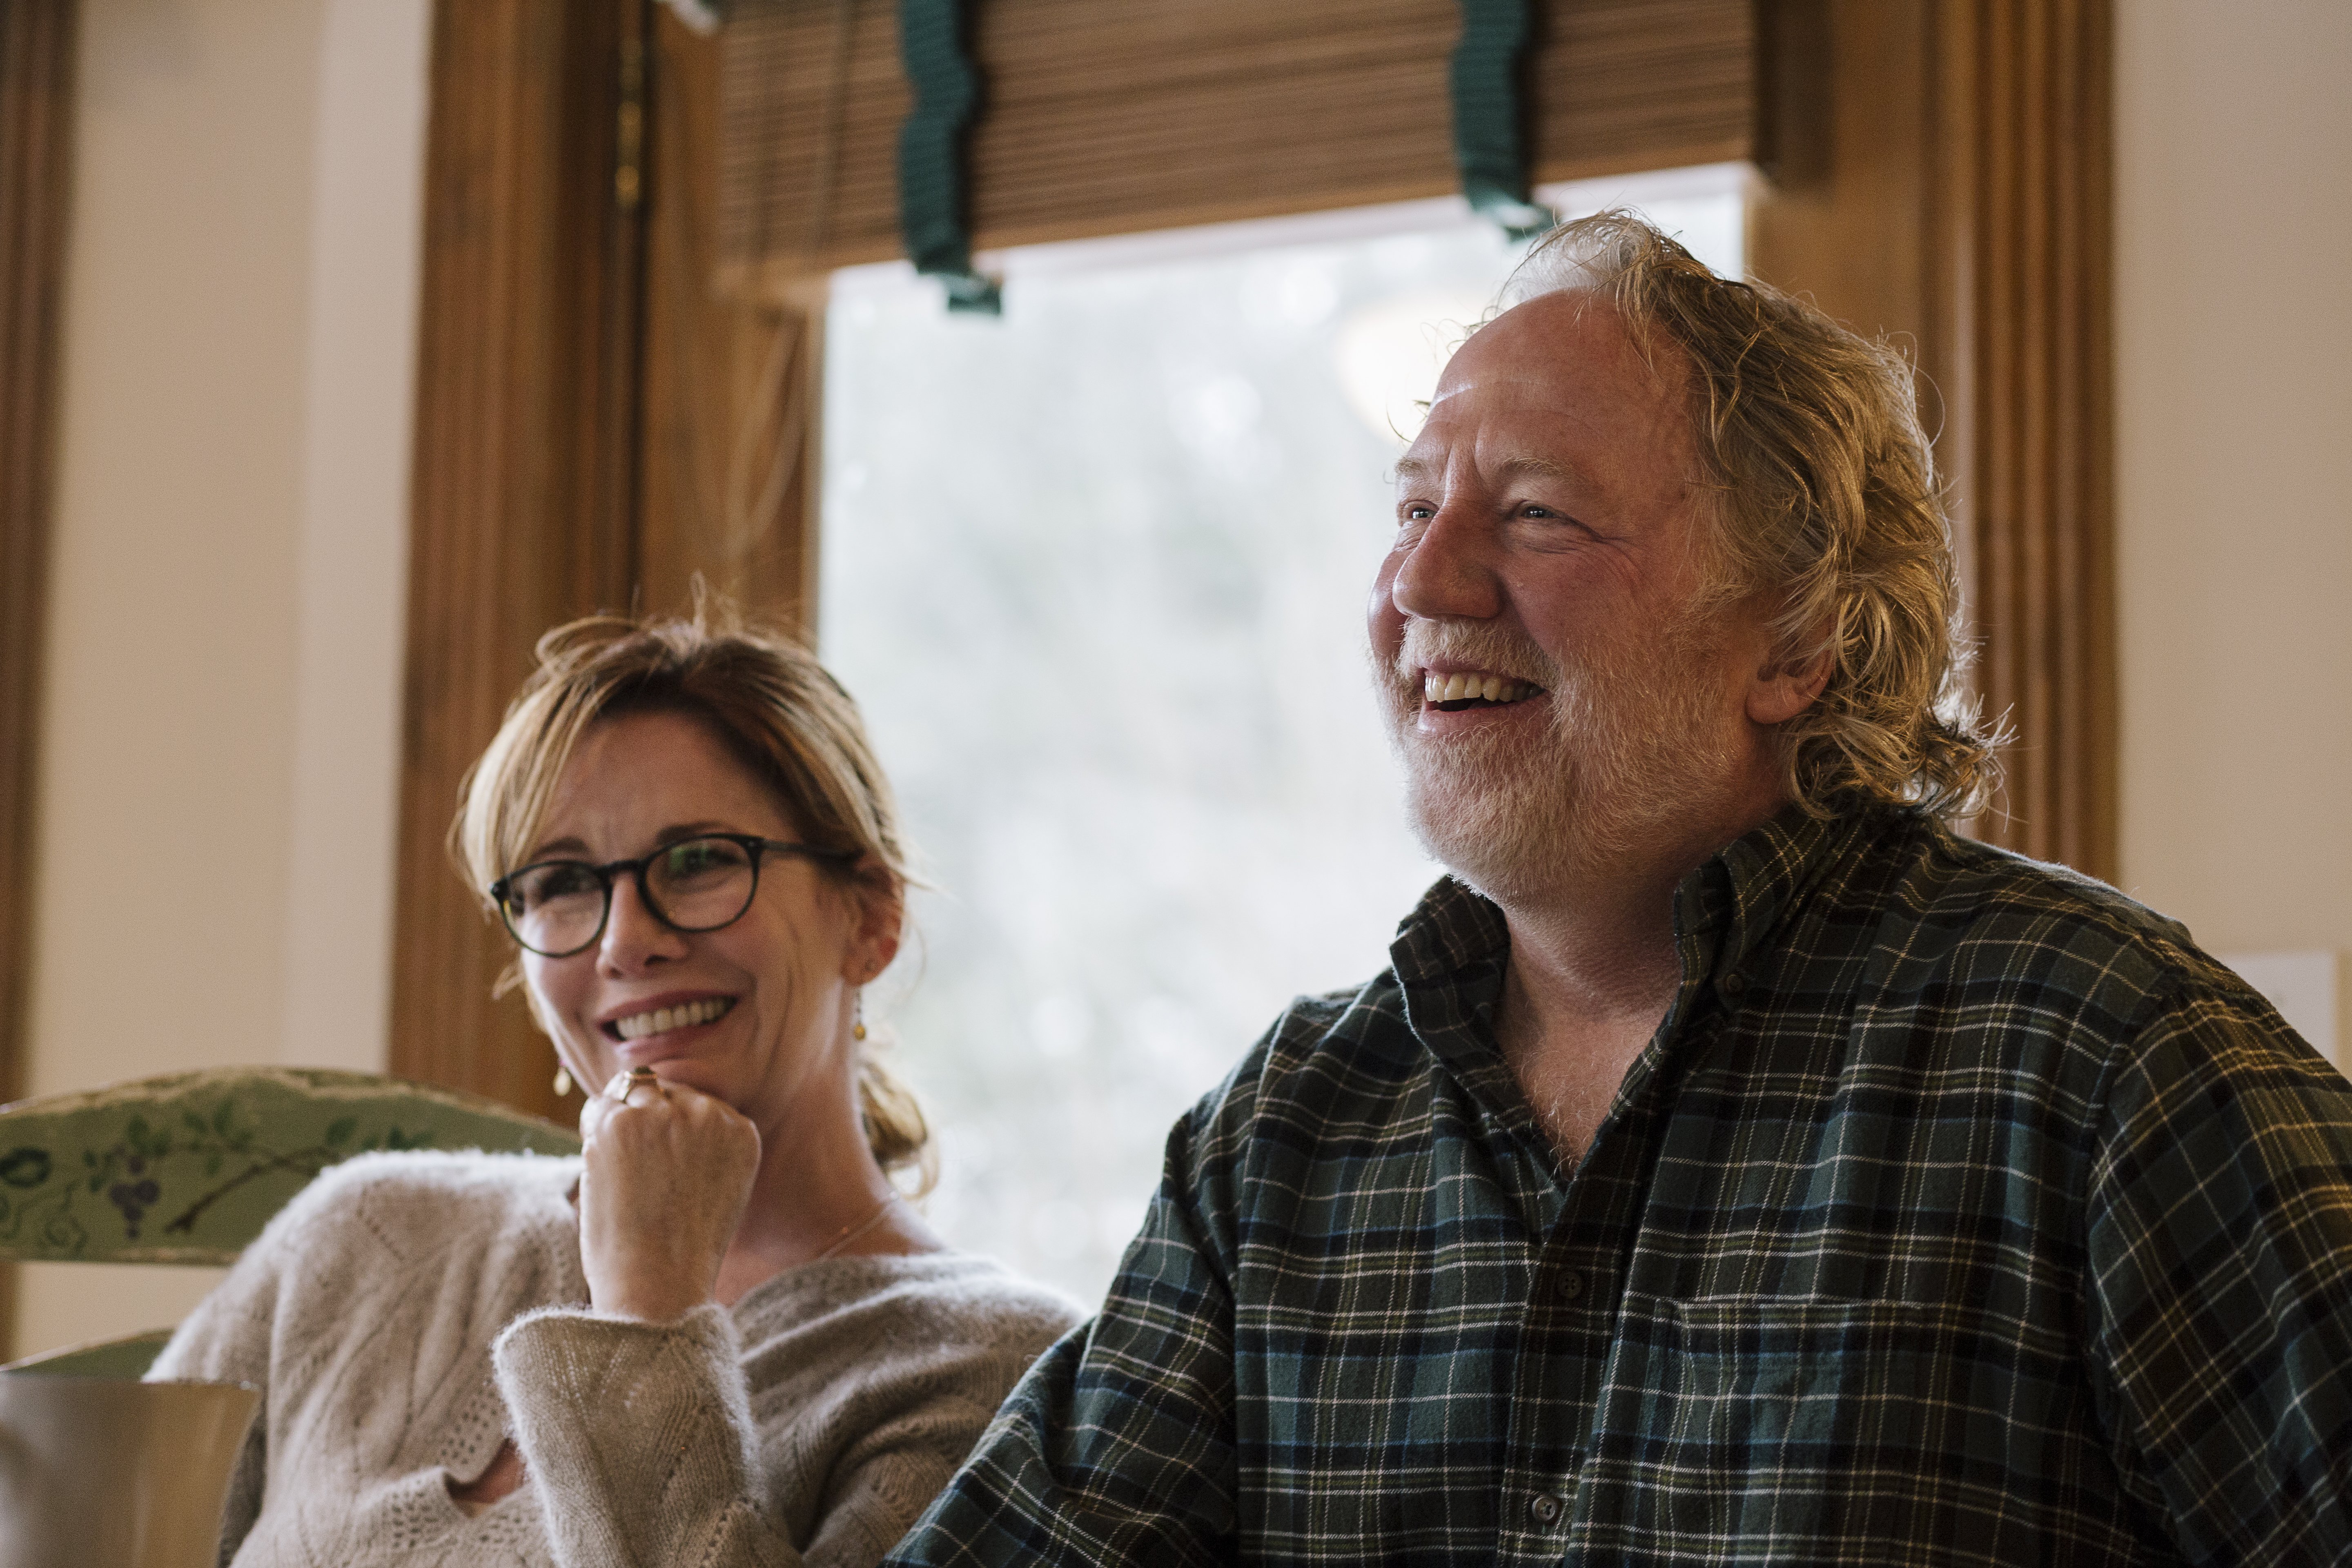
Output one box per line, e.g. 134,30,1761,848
889,807,2352,1566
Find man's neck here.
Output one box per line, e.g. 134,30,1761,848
1485,796,1782,1164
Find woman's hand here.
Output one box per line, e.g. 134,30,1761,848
576,1071,762,1322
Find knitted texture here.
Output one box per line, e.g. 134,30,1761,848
148,1149,1080,1568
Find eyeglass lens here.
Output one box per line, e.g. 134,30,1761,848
501,835,761,956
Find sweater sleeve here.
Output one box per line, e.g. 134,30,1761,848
496,1303,802,1568
496,1278,1075,1568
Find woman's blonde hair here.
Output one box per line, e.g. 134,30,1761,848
1500,209,2000,818
452,604,933,1187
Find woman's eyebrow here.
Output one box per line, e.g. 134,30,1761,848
525,820,751,863
651,821,738,846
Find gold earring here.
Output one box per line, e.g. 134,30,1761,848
552,1065,573,1098
852,993,868,1042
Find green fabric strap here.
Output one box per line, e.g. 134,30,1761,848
898,0,1000,314
1451,0,1555,241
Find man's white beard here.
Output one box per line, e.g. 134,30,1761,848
1379,619,1739,905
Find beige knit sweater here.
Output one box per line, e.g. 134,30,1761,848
148,1150,1080,1568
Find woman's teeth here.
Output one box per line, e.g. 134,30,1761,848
614,997,734,1040
1422,670,1539,706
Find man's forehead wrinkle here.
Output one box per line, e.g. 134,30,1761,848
1391,440,1599,486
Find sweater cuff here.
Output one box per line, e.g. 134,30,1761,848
494,1303,768,1560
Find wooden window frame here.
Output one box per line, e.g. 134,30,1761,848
0,0,80,1356
1754,0,2115,874
391,0,2116,1111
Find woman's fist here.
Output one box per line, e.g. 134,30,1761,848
576,1071,762,1321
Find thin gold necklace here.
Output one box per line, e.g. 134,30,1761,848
815,1194,898,1261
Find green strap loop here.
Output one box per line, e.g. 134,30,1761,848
1451,0,1556,241
898,0,1000,313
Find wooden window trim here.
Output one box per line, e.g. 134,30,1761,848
390,0,651,1117
1753,0,2116,877
0,0,79,1356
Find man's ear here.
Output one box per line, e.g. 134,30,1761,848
1746,637,1834,727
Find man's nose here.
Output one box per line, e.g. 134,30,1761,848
599,874,686,971
1388,496,1501,622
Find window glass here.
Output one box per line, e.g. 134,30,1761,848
822,172,1745,1302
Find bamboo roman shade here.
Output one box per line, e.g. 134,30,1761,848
716,0,1755,296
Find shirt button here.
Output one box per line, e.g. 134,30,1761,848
1554,1269,1586,1304
1528,1491,1564,1526
1720,971,1747,997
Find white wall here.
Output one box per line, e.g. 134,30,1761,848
2114,1,2352,1049
14,0,427,1359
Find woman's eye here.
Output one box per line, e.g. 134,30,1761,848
516,863,599,907
664,839,749,879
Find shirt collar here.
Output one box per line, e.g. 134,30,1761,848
1671,803,1878,991
1383,804,1897,1205
1388,802,1885,994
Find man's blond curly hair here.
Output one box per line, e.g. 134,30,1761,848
1496,209,1998,819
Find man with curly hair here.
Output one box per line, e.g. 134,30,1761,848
888,212,2352,1566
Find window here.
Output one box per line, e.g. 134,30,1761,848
822,167,1746,1301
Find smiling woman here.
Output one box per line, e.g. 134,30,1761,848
144,607,1081,1568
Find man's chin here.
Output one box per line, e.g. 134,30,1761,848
1401,766,1580,906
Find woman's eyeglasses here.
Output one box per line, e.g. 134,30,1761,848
489,833,856,958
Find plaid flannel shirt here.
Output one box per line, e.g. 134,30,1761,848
887,806,2352,1566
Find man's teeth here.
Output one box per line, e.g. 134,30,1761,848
615,997,733,1040
1422,670,1538,704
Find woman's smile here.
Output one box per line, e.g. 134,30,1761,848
603,992,739,1044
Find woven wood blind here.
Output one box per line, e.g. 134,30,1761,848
717,0,1755,295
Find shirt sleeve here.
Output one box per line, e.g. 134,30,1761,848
882,1123,1241,1568
2084,985,2352,1564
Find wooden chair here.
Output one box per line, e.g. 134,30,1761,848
0,1067,579,1376
0,1374,263,1568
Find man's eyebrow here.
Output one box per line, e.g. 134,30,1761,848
1390,453,1597,488
1501,454,1589,484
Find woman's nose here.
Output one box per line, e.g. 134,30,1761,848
599,875,687,971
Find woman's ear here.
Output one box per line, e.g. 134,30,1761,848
840,867,904,985
1745,637,1835,727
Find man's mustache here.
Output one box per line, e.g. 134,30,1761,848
1390,624,1559,692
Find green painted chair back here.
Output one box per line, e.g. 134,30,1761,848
0,1068,579,1377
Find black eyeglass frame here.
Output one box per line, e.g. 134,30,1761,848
489,833,860,958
